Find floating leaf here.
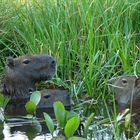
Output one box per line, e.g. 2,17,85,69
64,117,80,138
43,112,54,136
84,113,94,136
25,101,36,115
53,101,66,128
30,91,41,105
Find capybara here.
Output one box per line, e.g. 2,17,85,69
108,76,140,128
2,55,56,98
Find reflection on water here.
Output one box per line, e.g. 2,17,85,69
0,117,138,140
3,123,28,140
1,118,114,140
1,117,53,140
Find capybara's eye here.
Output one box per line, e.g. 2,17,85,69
23,59,30,64
121,78,127,85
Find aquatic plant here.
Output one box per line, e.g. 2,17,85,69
44,101,94,139
25,91,41,116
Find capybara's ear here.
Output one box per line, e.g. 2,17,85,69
7,57,14,68
135,78,140,87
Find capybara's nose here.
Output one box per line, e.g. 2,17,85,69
51,59,56,67
49,56,56,67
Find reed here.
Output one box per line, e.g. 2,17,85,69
0,0,140,136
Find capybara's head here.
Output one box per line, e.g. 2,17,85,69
3,55,56,98
108,76,140,111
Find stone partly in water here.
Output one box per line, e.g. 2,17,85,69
5,89,71,118
108,76,140,129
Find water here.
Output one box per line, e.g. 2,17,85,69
0,109,139,140
0,116,114,140
0,117,53,140
0,117,138,140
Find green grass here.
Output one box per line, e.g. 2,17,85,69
0,0,140,138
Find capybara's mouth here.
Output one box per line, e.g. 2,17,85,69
39,67,56,81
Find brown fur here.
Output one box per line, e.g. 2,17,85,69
108,76,140,128
2,55,56,98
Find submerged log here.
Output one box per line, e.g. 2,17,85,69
5,89,71,118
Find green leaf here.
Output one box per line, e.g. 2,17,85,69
64,117,80,138
0,94,4,107
3,97,10,109
66,111,78,121
30,91,41,106
43,112,54,136
53,101,66,128
25,101,36,115
84,113,94,136
68,136,86,140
